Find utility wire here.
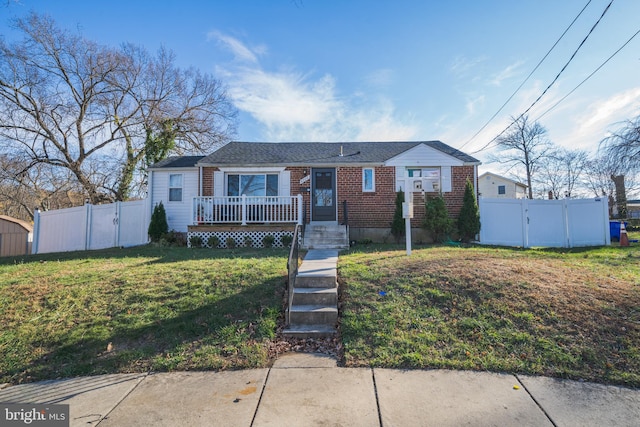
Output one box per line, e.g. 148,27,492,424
458,0,593,150
534,27,640,121
470,0,615,155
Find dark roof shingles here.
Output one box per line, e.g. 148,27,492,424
198,141,479,166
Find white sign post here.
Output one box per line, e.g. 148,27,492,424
402,199,413,256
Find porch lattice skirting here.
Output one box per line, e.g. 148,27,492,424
187,229,301,249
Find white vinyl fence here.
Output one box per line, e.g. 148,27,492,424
32,200,150,254
479,197,611,248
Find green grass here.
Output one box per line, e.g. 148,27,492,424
0,246,288,384
339,243,640,387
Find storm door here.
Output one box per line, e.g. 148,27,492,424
311,168,336,221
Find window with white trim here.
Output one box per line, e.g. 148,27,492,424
168,174,183,202
498,185,506,195
362,168,375,192
407,167,440,192
227,173,279,197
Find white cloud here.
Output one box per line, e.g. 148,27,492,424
208,31,260,63
211,32,418,142
365,68,394,87
489,60,524,87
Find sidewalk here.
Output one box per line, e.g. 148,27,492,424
1,353,639,426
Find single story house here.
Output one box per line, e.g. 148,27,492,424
478,171,527,199
148,141,480,246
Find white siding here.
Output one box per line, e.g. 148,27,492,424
478,173,527,199
214,171,224,197
386,144,465,168
151,169,200,232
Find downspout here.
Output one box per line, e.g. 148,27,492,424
199,166,203,196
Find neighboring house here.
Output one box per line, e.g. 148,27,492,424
628,199,640,219
0,215,32,257
478,172,527,199
148,141,480,244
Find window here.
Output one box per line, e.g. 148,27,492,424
408,167,440,192
498,185,506,195
168,174,183,202
362,168,375,192
227,174,278,197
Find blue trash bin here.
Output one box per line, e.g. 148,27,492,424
609,221,628,241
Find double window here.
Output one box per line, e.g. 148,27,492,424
408,167,440,192
169,174,183,202
227,174,278,197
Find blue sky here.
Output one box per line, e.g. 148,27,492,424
3,0,640,171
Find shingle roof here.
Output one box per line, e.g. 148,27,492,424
149,156,205,169
197,141,479,166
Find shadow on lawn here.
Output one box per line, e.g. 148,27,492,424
0,245,288,266
6,277,286,384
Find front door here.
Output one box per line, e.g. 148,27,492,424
311,168,336,221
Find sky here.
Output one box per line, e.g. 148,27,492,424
2,0,640,174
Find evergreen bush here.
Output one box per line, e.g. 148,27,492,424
390,190,405,243
148,202,168,242
189,235,203,248
262,234,275,248
423,195,453,243
207,235,220,248
458,179,481,243
281,234,293,247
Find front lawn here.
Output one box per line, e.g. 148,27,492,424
339,244,640,387
0,246,288,384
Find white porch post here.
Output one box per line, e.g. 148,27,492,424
241,194,248,226
297,194,303,225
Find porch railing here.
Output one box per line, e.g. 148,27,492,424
286,224,301,326
192,195,303,225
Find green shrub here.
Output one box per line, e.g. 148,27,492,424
148,202,169,242
244,236,253,247
458,178,481,243
262,234,275,248
207,235,220,248
390,190,405,243
189,235,203,248
225,236,236,249
281,234,293,247
423,195,453,243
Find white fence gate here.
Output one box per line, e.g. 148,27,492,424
479,197,611,248
32,200,150,254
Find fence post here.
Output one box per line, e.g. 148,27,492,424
241,194,247,226
84,202,92,251
32,208,40,254
297,194,303,225
115,201,121,248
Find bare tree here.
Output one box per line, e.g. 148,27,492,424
490,115,555,199
540,149,589,199
0,13,237,204
0,154,83,221
601,116,640,172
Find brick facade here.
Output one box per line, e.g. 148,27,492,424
202,165,476,230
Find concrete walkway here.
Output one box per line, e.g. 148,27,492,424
1,353,639,426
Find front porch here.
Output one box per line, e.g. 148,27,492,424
192,195,303,226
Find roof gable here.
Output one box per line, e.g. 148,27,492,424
479,172,527,188
385,142,478,167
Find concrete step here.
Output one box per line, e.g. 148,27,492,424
305,243,350,250
295,275,337,288
289,305,338,325
292,287,338,306
282,324,337,338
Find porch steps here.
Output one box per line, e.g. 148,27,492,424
283,249,339,339
302,224,349,250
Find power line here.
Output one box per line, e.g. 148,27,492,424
458,0,593,150
534,27,640,121
470,0,615,155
